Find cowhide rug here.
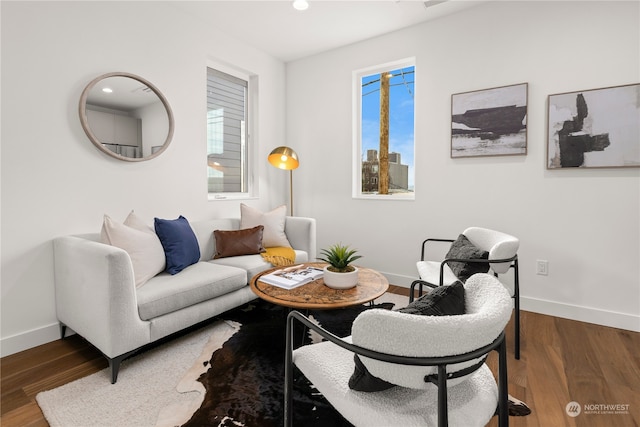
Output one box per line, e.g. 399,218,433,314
179,300,530,427
180,301,360,426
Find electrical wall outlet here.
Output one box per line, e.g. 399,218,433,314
536,260,549,276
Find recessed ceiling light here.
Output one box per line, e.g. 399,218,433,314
292,0,309,11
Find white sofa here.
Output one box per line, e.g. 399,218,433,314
53,216,316,383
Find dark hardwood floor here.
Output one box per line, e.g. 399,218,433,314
1,285,639,427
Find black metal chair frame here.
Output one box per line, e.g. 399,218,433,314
284,310,509,427
410,238,521,360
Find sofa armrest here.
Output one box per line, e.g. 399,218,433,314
53,236,150,358
284,216,316,260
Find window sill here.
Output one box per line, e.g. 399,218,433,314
208,193,258,201
353,193,415,201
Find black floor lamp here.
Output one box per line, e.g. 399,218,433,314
268,146,299,216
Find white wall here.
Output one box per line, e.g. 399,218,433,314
287,1,640,331
0,1,290,356
1,1,638,358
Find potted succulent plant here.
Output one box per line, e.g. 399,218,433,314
318,243,362,289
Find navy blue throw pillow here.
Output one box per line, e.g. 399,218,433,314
154,216,201,275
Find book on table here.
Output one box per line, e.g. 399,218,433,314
259,265,324,289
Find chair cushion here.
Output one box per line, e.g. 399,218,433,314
350,282,466,391
212,225,266,259
154,216,201,275
445,234,490,281
463,227,519,274
416,260,458,286
137,262,247,320
240,204,291,247
350,275,512,390
294,338,498,427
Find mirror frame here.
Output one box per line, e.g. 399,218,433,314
79,72,175,162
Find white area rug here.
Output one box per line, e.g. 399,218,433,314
36,320,240,427
36,293,407,427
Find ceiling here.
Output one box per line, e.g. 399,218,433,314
171,1,486,62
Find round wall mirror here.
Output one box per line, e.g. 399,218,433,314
79,72,174,161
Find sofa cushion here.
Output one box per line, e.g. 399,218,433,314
137,262,247,320
240,204,291,248
100,212,165,287
154,216,201,275
213,225,266,259
210,249,309,283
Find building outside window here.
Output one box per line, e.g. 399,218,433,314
207,67,252,198
353,59,415,199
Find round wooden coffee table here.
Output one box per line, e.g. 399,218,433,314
250,262,389,310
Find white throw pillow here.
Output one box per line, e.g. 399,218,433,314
123,210,155,233
101,211,166,287
240,204,291,248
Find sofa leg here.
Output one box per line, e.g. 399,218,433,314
59,323,67,340
109,355,125,384
108,350,138,384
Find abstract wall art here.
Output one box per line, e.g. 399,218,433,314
451,83,528,158
547,83,640,169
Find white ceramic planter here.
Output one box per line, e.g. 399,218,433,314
323,266,359,289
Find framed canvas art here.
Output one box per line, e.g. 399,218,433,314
451,83,528,158
547,83,640,169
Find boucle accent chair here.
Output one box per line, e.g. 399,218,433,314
285,274,512,427
412,227,521,359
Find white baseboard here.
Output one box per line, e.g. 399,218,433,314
1,322,63,358
382,272,640,333
520,296,639,332
382,272,421,288
3,273,637,357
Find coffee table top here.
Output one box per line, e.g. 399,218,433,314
250,262,389,310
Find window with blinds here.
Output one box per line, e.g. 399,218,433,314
207,68,248,194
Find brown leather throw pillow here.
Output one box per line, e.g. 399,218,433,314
213,225,266,259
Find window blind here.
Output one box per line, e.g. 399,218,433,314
207,68,248,193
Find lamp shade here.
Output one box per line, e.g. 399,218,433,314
268,146,299,170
